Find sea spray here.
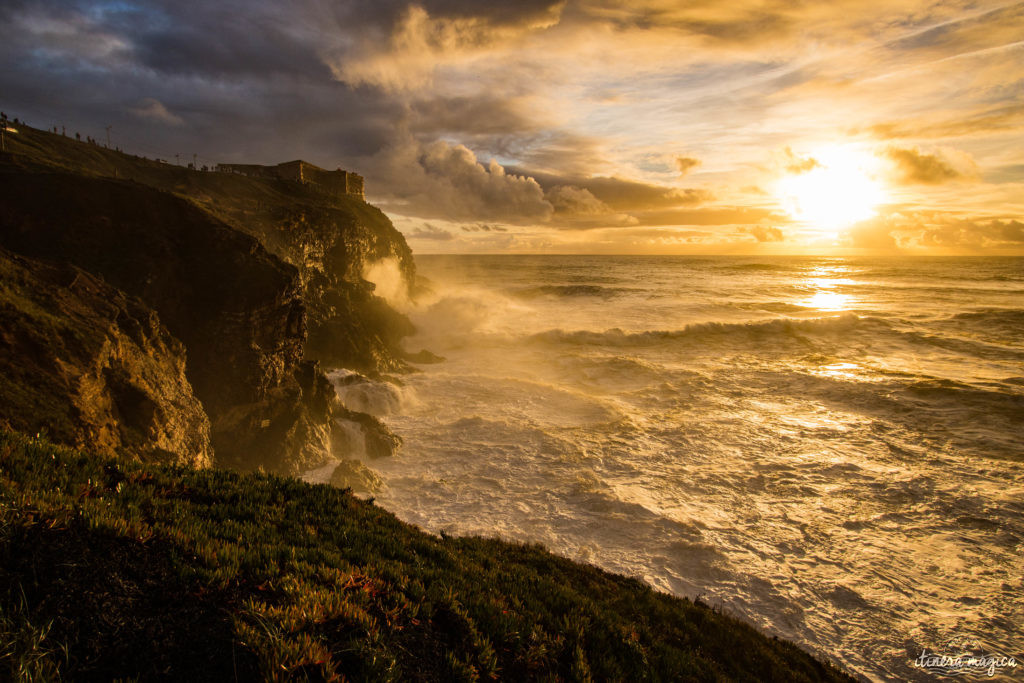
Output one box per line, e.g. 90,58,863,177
362,257,412,310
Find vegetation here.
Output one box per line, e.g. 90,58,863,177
0,430,852,681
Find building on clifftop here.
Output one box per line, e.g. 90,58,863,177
215,160,364,199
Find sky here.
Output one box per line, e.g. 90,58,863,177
2,0,1022,254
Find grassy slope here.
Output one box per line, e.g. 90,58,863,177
0,430,854,682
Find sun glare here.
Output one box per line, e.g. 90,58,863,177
776,146,885,232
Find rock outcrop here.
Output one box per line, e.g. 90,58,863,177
0,248,212,466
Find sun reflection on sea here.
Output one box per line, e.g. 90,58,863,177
803,290,851,311
798,265,858,311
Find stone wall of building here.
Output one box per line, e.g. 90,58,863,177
216,161,364,199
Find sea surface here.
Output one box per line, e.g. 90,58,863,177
306,255,1024,681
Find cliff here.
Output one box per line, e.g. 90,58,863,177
0,249,212,467
0,166,396,473
3,124,416,374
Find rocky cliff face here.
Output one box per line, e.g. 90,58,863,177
0,248,212,467
3,125,418,375
0,127,414,474
186,181,417,373
0,170,394,473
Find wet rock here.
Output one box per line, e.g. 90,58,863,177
328,459,383,495
333,407,402,460
402,349,446,364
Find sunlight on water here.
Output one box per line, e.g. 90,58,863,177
802,289,852,310
811,362,864,381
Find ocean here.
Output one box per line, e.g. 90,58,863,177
307,255,1024,681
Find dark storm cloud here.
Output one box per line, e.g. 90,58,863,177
129,9,333,80
0,0,410,166
409,96,544,136
1,0,329,79
327,0,566,31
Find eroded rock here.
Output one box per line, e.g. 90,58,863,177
0,249,212,466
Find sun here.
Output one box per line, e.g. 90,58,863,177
775,146,885,232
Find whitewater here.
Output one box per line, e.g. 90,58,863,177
306,255,1024,681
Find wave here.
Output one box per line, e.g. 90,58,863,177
511,284,631,299
948,308,1024,332
531,314,881,347
715,262,795,272
901,378,1024,414
735,301,809,314
327,370,417,417
529,314,1024,361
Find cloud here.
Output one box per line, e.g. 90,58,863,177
507,131,611,177
328,2,566,91
744,225,784,242
846,215,901,250
128,97,184,126
409,95,548,136
845,212,1024,251
461,223,508,232
675,156,701,176
860,104,1024,140
607,206,781,227
883,146,977,185
409,223,456,240
782,147,819,174
512,167,710,211
539,185,641,228
573,0,796,45
917,218,1024,248
545,185,612,215
359,133,553,223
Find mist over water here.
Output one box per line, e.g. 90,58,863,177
326,255,1024,681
